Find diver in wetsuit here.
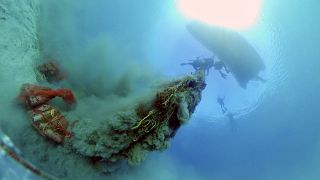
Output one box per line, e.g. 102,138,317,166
217,96,228,113
180,56,203,71
180,56,214,75
202,57,214,75
216,96,237,132
181,56,229,78
213,60,229,79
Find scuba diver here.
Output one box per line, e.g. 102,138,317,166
181,56,214,75
180,56,203,71
202,57,214,75
181,56,229,78
216,96,237,132
217,96,228,113
212,60,230,79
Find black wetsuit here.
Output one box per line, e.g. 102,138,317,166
217,97,228,113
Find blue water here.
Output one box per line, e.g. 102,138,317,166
165,1,320,179
5,0,320,179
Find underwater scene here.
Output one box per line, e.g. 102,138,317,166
0,0,319,179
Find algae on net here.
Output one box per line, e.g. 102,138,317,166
71,71,206,165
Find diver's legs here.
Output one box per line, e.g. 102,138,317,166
180,63,198,71
180,63,191,66
223,64,230,73
255,76,267,83
219,71,227,79
206,68,210,75
220,104,228,114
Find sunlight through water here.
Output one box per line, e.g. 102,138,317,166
177,0,263,30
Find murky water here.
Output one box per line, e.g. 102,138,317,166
1,0,320,179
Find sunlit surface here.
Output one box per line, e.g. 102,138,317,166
178,0,262,29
